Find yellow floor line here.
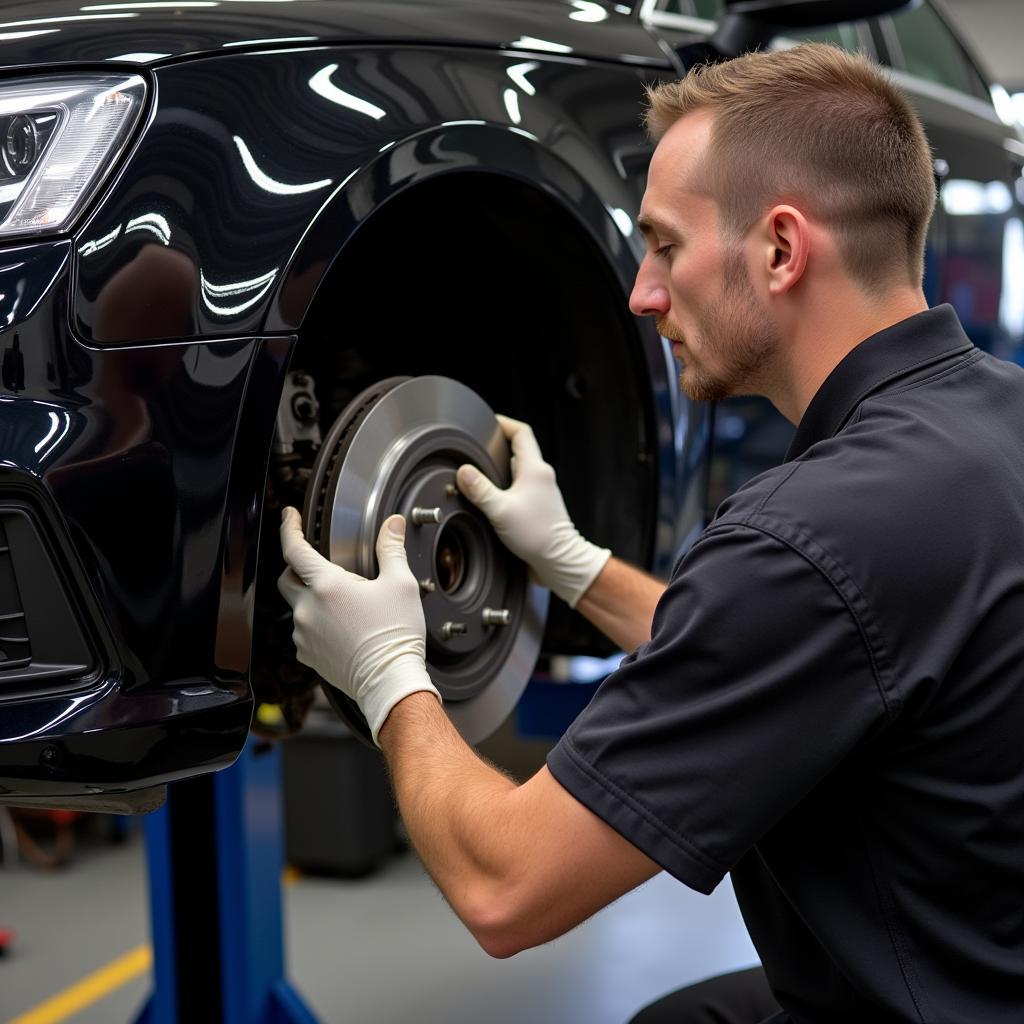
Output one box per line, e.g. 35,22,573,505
7,944,152,1024
6,867,304,1024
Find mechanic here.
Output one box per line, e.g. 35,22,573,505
278,43,1024,1024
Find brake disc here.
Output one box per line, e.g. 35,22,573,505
303,375,548,746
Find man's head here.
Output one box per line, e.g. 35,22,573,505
630,43,935,406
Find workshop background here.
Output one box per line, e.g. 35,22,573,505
2,2,1023,1023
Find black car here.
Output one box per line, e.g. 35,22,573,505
0,0,1019,809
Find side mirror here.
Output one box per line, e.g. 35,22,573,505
682,0,921,64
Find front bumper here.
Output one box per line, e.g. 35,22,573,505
0,239,292,803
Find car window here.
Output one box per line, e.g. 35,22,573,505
961,58,993,103
651,0,718,17
689,0,720,17
887,2,979,97
782,22,865,50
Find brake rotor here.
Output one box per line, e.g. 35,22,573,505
303,375,548,746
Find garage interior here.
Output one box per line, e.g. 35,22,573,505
2,1,1023,1023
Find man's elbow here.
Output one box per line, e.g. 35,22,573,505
475,928,526,960
461,888,551,960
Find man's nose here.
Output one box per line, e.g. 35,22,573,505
629,261,670,318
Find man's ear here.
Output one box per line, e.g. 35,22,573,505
763,205,809,296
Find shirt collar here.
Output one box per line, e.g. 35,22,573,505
785,304,975,462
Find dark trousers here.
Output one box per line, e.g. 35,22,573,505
628,967,786,1024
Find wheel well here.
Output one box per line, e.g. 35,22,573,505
292,171,657,656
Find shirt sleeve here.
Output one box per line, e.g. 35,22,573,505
547,519,890,894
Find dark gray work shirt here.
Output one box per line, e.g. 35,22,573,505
548,305,1024,1023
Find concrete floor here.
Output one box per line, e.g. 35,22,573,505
0,824,759,1024
0,826,151,1024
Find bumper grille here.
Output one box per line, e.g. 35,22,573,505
0,523,32,670
0,503,93,696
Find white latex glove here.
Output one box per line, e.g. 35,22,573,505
455,415,611,608
277,506,440,746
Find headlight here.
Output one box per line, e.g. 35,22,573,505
0,74,146,240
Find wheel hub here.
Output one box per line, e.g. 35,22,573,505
303,376,547,745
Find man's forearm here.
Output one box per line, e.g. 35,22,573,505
378,691,526,952
377,690,661,959
574,556,666,652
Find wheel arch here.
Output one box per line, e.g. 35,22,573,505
264,123,687,656
263,120,645,333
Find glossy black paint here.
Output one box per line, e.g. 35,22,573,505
0,241,71,338
0,246,292,797
0,1,664,71
73,46,665,342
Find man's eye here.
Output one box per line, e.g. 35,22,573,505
655,244,674,260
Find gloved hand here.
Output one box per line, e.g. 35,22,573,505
455,415,611,608
277,507,441,746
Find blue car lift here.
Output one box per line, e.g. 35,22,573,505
136,736,318,1024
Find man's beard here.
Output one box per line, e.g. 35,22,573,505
658,250,780,403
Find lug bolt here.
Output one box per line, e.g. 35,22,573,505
411,506,442,525
482,608,512,627
441,621,468,640
419,578,436,594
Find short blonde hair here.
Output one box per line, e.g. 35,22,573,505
644,44,936,292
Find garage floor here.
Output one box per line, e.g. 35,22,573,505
1,825,758,1024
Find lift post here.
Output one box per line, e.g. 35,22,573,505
136,736,318,1024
